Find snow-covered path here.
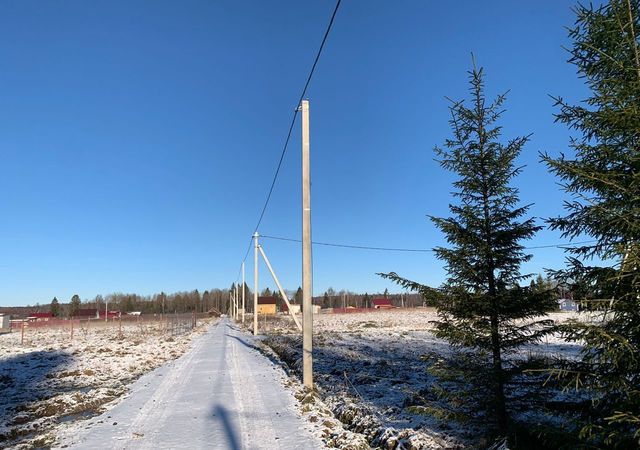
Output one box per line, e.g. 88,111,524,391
58,319,322,450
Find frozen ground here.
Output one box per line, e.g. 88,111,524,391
258,309,586,449
0,317,214,449
0,309,588,450
55,318,324,450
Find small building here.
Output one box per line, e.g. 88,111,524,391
28,312,53,322
98,310,121,319
558,298,579,312
280,303,301,315
372,298,394,309
257,297,277,315
74,308,98,319
0,314,10,331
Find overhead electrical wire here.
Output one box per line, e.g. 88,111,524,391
235,0,342,281
259,234,599,253
233,0,589,284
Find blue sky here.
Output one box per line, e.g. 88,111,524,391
0,0,599,306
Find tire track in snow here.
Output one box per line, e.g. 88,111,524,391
228,325,280,450
60,320,321,450
127,331,205,449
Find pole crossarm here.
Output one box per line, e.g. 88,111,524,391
258,245,303,332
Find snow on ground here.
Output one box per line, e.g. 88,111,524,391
55,319,324,450
254,309,586,449
0,317,216,449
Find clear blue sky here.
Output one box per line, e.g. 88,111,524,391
0,0,599,306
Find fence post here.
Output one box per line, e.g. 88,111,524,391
70,320,74,341
21,320,25,345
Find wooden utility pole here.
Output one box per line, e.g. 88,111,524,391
253,232,259,335
301,99,313,389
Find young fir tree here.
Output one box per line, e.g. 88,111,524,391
69,294,81,317
541,0,640,445
294,287,303,304
382,65,556,436
50,297,60,317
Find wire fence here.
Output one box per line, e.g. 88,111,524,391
5,312,213,346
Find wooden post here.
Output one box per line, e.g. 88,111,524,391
70,320,74,341
21,320,25,345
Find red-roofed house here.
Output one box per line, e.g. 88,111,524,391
28,312,53,322
98,310,121,319
372,298,394,309
73,308,98,319
257,297,277,315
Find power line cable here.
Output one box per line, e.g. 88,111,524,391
236,0,342,279
251,0,341,237
259,234,599,253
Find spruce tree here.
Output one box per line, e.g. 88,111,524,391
542,0,640,445
69,294,81,317
294,287,303,304
382,65,555,436
50,297,60,317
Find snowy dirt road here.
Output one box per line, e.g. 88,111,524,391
57,319,323,450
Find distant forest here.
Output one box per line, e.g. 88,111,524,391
2,285,428,318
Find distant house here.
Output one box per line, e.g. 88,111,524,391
73,308,98,319
280,303,301,315
257,297,277,315
372,298,394,309
558,298,579,312
27,312,53,322
98,310,121,319
0,314,10,331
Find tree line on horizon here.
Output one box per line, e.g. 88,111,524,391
15,284,435,317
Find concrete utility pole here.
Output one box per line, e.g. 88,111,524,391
235,283,239,320
242,261,246,324
253,232,259,335
301,99,313,389
258,246,302,332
